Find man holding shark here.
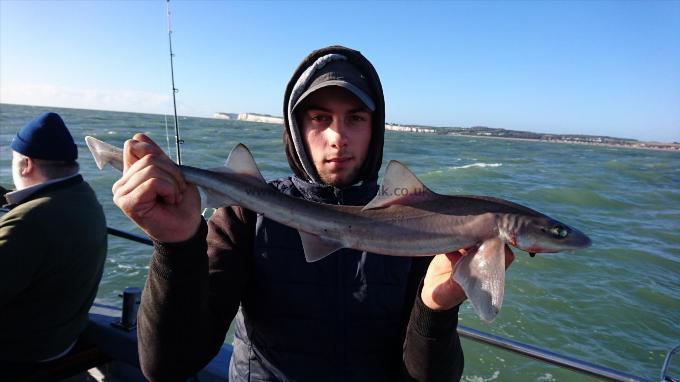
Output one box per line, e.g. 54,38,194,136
113,46,514,381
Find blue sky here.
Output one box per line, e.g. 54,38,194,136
1,1,679,142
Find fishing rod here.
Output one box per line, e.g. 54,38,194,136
166,0,182,165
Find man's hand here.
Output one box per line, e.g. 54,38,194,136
112,133,201,243
421,245,515,311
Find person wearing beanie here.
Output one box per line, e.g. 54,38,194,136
112,46,513,381
0,112,108,378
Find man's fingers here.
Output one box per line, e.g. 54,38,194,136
123,137,156,172
114,165,183,205
452,245,479,257
114,176,180,218
444,244,515,270
114,149,186,193
443,245,478,263
132,133,161,147
122,134,182,186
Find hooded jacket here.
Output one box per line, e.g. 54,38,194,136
138,46,464,382
232,45,409,381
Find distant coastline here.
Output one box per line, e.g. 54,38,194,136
214,112,283,125
213,112,680,152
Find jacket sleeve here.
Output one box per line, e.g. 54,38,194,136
401,258,464,381
138,206,256,382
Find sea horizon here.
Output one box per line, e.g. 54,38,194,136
2,102,677,147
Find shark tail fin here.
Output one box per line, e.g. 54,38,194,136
85,136,125,172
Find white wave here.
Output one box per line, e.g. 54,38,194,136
450,162,503,170
464,371,500,382
421,162,502,176
423,169,444,175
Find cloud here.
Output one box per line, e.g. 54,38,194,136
0,83,174,115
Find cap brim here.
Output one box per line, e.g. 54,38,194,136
293,80,376,112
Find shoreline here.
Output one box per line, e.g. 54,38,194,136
437,133,680,152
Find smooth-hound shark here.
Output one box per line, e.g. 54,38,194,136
86,136,591,322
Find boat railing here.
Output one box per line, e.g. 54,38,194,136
458,326,661,382
104,226,679,382
660,345,680,382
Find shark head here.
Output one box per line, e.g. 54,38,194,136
458,215,591,323
512,215,591,254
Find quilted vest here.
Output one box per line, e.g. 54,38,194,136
229,177,413,382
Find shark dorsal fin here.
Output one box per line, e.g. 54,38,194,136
212,143,266,183
362,160,437,211
203,143,265,209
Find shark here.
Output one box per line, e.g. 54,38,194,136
86,136,591,322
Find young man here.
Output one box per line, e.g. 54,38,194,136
0,112,108,377
113,46,513,381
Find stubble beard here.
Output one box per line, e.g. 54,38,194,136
318,165,361,188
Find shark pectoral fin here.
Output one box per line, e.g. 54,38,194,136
452,237,506,323
199,187,236,209
298,231,344,263
362,160,437,211
209,143,266,183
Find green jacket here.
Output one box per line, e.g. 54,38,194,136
0,175,107,361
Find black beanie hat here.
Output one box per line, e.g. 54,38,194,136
11,112,77,161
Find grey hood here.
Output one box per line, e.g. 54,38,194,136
282,45,386,185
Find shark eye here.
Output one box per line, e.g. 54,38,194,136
550,226,569,238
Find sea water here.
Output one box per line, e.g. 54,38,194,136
1,103,678,381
